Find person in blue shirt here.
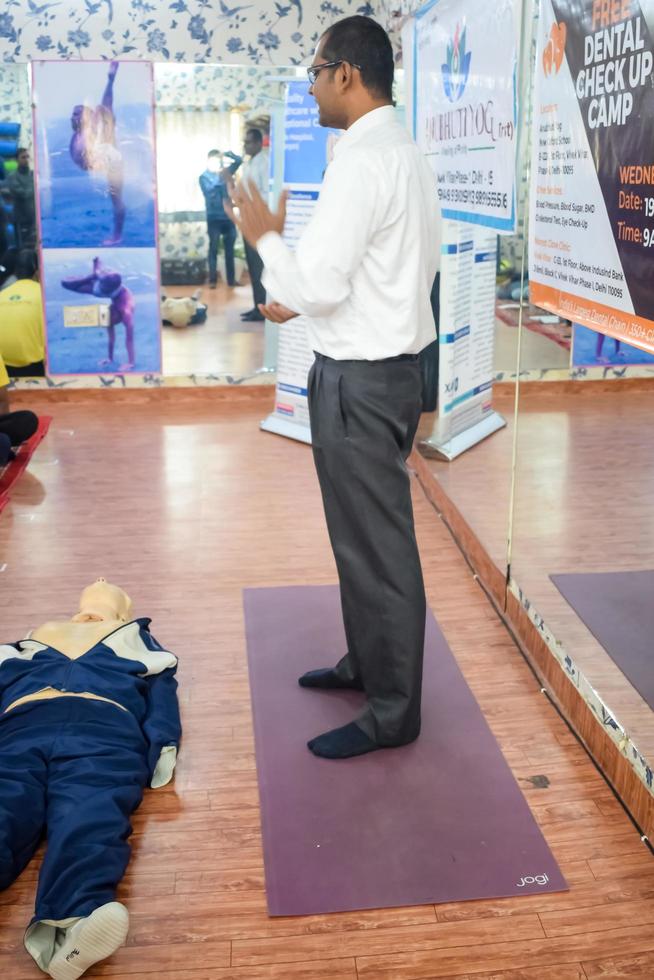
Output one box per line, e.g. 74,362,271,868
0,578,182,980
199,148,242,288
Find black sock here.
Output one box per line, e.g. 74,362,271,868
307,722,378,759
298,668,364,691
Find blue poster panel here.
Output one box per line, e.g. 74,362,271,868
283,81,340,187
43,248,160,375
572,322,654,367
33,60,156,250
33,60,161,374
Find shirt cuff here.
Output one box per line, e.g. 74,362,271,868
150,745,178,789
257,231,288,265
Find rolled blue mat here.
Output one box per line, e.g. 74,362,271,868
0,139,18,157
0,122,20,138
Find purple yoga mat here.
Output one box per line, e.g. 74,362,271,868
551,570,654,710
243,585,567,916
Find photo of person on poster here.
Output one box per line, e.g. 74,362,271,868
62,256,136,371
42,247,160,375
33,61,156,250
69,61,126,247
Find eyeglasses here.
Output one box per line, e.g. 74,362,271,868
307,60,362,85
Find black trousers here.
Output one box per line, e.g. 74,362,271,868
6,362,45,378
308,353,426,746
0,410,38,465
243,239,265,308
207,218,236,286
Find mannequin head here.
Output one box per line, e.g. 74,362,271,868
71,578,133,624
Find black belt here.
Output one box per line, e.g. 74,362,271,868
314,352,420,364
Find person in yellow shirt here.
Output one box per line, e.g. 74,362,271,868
0,250,45,377
0,350,39,466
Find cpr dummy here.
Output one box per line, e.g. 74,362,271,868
12,578,134,711
2,579,181,980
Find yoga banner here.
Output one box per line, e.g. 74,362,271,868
33,60,161,374
404,12,505,460
262,81,339,443
529,0,654,355
413,0,519,232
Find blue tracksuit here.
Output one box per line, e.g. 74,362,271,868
0,619,181,924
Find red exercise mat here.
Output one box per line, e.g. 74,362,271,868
0,415,53,500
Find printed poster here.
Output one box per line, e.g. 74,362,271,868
414,0,519,231
529,0,654,354
43,248,160,375
33,61,161,374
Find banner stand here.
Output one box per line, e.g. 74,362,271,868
420,412,506,462
260,81,339,445
260,413,312,444
407,0,518,463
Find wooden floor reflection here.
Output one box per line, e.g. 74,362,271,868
0,394,653,978
161,282,265,377
418,386,654,768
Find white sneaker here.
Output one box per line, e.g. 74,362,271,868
48,902,129,980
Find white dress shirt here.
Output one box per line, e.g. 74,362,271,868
258,105,441,360
241,148,270,197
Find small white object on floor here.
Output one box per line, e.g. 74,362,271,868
47,902,129,980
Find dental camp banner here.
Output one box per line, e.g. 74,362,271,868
33,60,161,374
262,81,340,443
413,0,519,232
529,0,654,354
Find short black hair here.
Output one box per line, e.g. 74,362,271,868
321,15,394,101
208,149,221,158
16,146,28,157
246,128,263,143
15,248,38,280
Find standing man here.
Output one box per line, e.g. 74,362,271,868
233,16,441,759
239,127,269,322
199,149,241,288
6,148,36,248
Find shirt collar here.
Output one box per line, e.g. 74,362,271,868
332,105,396,158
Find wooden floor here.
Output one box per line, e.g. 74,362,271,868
161,282,265,377
494,316,570,374
0,394,653,979
418,386,654,768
